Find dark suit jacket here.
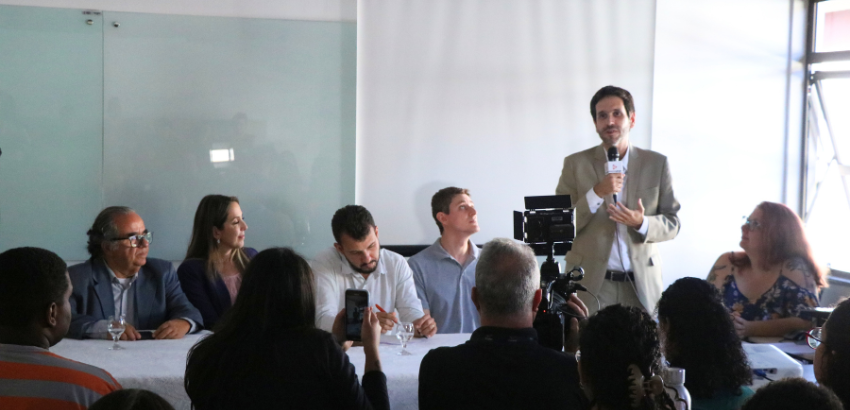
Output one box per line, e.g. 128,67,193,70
68,257,203,339
177,247,258,330
419,326,586,410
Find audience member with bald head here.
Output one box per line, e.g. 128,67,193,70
418,238,585,410
68,206,202,340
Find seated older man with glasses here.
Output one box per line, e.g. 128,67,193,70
68,206,203,340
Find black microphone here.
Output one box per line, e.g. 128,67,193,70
607,146,621,204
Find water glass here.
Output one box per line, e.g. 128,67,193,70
396,322,414,356
107,315,126,350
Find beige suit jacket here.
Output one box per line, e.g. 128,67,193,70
555,144,680,312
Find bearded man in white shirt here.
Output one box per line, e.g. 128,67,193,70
311,205,437,337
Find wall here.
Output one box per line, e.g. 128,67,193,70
357,0,657,247
1,0,808,286
0,0,355,21
0,5,356,261
651,0,807,287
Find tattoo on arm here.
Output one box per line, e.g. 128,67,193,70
707,265,727,284
785,259,818,292
785,259,805,272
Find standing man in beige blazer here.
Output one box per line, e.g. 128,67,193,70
556,86,680,313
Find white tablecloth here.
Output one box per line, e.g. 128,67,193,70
50,332,472,410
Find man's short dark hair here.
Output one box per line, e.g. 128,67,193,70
86,206,135,259
741,378,844,410
0,247,68,328
431,187,470,234
590,85,635,120
331,205,376,243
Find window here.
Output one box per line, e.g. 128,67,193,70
804,0,850,271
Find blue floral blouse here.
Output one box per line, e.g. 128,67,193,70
721,265,819,321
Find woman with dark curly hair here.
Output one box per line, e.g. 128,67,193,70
578,304,678,410
740,378,843,410
707,201,826,338
813,298,850,408
657,278,753,410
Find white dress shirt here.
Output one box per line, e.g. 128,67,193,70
311,247,425,332
584,146,649,272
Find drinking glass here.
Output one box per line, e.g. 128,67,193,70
107,315,126,350
807,327,823,349
396,322,415,356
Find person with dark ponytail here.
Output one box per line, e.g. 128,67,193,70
178,195,256,329
657,278,753,410
184,248,388,409
578,304,678,410
813,298,850,408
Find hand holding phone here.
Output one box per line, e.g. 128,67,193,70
345,289,370,341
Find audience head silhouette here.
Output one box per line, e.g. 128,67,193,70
184,247,388,409
88,389,175,410
740,378,843,410
815,298,850,408
657,277,752,398
579,304,675,410
472,238,541,327
0,247,70,348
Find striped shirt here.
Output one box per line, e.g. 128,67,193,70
0,344,121,410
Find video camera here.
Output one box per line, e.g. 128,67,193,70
514,195,585,351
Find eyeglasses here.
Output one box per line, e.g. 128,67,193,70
806,327,823,349
108,231,153,248
742,216,762,231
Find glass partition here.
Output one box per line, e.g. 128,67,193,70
0,5,104,259
101,12,356,260
0,5,356,261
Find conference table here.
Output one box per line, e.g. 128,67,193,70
49,332,817,410
51,332,472,410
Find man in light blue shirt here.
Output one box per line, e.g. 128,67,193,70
409,187,481,333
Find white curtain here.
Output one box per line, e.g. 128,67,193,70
357,0,656,245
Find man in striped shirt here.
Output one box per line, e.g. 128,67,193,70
0,247,121,409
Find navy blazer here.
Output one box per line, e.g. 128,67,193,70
177,248,258,330
68,257,204,339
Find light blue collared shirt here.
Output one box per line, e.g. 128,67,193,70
409,239,481,334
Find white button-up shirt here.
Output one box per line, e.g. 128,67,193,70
311,247,425,332
584,146,649,272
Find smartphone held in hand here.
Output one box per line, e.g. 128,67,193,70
344,289,369,341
